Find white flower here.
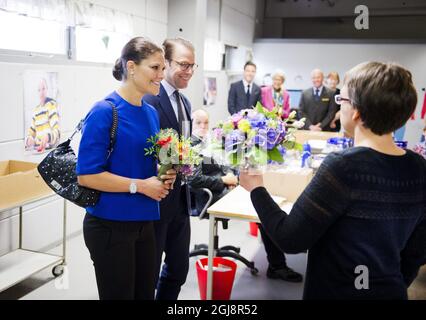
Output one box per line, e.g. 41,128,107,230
292,120,305,129
286,135,296,142
288,110,297,119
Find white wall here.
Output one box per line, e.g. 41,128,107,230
205,0,257,46
0,0,168,256
90,0,168,42
220,0,257,47
192,0,258,124
168,0,207,108
253,40,426,147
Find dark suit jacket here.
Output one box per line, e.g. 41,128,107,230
298,86,338,130
143,84,192,221
227,80,261,115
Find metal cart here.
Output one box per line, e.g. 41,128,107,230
0,193,67,293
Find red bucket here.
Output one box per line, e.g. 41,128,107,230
196,257,237,300
249,222,258,237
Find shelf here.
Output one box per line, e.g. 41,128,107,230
0,249,63,292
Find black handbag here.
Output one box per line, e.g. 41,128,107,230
37,101,118,207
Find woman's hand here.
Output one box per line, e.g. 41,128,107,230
221,172,238,187
160,169,177,190
138,177,170,201
239,170,264,192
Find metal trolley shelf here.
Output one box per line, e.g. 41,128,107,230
0,193,67,293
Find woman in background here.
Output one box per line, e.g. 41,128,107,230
76,37,176,300
240,62,426,300
261,70,290,118
325,71,341,132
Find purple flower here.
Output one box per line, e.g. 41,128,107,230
266,128,279,150
231,114,243,128
278,123,287,142
252,129,267,149
213,127,223,140
180,164,193,176
248,113,267,129
225,130,245,152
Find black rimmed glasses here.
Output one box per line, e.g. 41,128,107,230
172,60,198,72
335,94,351,105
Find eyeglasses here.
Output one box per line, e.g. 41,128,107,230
335,94,351,105
172,60,198,72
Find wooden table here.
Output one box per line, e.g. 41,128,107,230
205,186,293,300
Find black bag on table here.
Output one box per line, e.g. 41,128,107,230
37,101,118,207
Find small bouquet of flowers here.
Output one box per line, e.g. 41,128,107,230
210,102,305,169
145,128,202,180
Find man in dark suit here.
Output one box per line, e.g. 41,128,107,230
143,38,195,300
228,61,261,115
299,69,338,131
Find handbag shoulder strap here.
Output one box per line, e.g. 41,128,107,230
70,100,118,156
105,100,118,157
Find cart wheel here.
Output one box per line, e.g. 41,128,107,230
250,267,259,275
52,264,64,277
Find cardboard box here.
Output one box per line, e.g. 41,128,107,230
263,167,314,202
294,130,343,145
0,160,53,211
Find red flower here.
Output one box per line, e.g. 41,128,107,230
157,136,172,147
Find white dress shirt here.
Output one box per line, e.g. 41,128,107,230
161,79,190,138
242,79,253,94
313,86,324,97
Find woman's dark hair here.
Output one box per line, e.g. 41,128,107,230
113,37,163,81
343,62,417,135
162,37,194,62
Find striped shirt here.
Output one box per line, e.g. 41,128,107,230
27,98,60,149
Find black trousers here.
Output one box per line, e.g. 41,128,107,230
83,213,156,300
154,190,191,300
258,224,287,269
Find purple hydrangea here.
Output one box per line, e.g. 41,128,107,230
248,113,267,129
266,128,279,150
180,164,193,176
213,127,223,140
224,130,245,152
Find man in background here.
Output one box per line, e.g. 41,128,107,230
299,69,338,131
228,61,261,115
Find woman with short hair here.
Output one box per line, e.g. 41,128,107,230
240,62,426,300
260,70,290,117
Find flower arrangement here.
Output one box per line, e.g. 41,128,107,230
211,102,305,169
145,128,202,180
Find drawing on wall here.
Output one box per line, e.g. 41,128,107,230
203,77,217,106
24,71,60,154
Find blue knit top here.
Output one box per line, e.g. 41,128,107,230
76,91,160,221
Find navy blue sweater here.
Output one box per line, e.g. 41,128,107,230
251,147,426,300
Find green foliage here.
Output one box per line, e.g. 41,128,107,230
268,147,284,162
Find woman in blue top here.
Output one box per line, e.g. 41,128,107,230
240,62,426,299
76,37,176,300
